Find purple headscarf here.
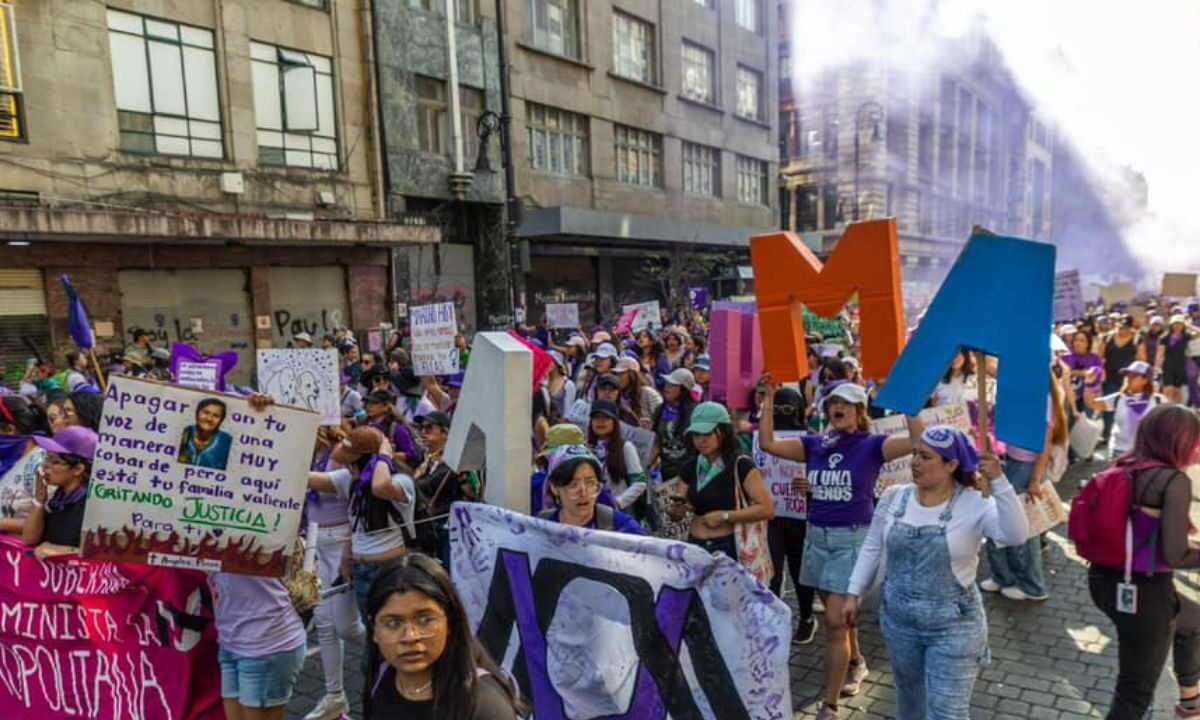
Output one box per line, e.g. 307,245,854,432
920,426,980,473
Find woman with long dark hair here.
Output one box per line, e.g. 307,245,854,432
652,369,698,482
64,390,103,432
614,357,662,429
364,554,526,720
587,400,648,513
930,349,976,408
1087,404,1200,720
635,329,671,388
362,389,421,467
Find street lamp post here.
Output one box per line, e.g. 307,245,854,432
853,101,883,221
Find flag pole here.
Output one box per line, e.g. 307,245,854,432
88,347,108,393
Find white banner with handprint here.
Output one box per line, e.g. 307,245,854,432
256,348,341,425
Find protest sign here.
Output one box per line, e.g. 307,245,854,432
649,478,691,540
872,404,974,492
366,329,384,353
450,503,793,720
1054,270,1086,322
687,286,710,311
1100,282,1136,306
614,308,639,334
1163,273,1198,299
410,302,460,376
753,430,807,519
257,348,341,425
545,302,580,329
81,376,321,576
1022,482,1068,540
0,534,223,719
176,361,218,391
623,300,662,332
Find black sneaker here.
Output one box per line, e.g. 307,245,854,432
794,616,818,645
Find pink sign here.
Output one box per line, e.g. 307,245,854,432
614,309,640,335
0,535,223,719
710,302,764,410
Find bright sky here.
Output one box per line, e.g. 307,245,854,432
789,0,1200,279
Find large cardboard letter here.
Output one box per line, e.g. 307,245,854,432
709,302,763,409
875,232,1055,452
444,333,533,513
750,219,904,382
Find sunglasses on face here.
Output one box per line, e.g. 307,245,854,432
419,424,442,433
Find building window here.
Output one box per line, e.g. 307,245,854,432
736,155,768,205
251,42,338,169
613,12,655,84
614,125,662,188
779,44,791,82
529,0,581,60
107,10,223,158
735,0,760,33
527,102,588,176
415,76,447,154
681,41,714,103
460,86,483,162
0,3,23,141
735,66,763,121
408,0,435,9
682,142,719,197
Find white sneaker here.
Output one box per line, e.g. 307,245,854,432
304,692,349,720
1000,586,1048,602
979,578,1001,593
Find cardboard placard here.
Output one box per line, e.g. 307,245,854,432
623,300,662,333
753,430,807,519
1099,283,1136,306
82,376,321,576
1054,270,1086,322
1162,273,1198,299
872,404,974,492
256,348,342,425
546,302,580,329
410,302,460,376
176,361,219,391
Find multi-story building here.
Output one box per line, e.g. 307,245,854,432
0,0,436,386
376,0,780,326
778,11,1053,295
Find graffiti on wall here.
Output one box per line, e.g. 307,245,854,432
272,307,346,343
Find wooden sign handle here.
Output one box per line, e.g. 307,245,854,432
973,350,992,498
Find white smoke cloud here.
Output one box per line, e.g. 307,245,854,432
788,0,1200,286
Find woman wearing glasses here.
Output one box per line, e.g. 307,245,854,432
538,444,644,535
364,554,525,719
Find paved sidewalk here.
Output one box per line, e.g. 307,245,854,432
288,458,1191,719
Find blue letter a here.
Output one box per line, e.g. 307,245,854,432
875,232,1056,452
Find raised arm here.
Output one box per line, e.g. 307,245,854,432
371,458,408,503
882,414,924,461
757,377,806,462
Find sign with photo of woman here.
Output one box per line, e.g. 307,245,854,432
177,398,233,470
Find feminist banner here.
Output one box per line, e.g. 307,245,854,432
81,376,321,576
0,535,222,719
257,348,341,425
450,503,793,720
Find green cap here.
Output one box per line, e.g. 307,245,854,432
685,401,732,435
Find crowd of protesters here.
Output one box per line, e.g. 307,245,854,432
2,292,1200,720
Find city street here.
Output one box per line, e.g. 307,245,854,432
286,457,1187,720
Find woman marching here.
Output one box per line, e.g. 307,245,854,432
586,399,649,515
843,426,1026,720
1084,360,1165,460
759,378,921,720
363,554,526,720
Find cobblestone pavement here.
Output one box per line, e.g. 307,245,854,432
288,458,1190,719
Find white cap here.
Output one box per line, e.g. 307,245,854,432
593,343,619,360
823,382,869,409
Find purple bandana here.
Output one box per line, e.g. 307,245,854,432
920,426,980,473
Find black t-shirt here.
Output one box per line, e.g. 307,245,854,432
370,669,518,720
682,455,757,516
43,497,87,547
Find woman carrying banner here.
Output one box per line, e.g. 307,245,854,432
303,426,368,720
763,386,819,645
1085,404,1200,720
587,399,649,515
669,401,774,559
540,444,644,534
651,369,699,483
0,396,50,534
21,426,97,559
759,380,921,719
307,427,415,625
842,426,1025,720
363,553,526,720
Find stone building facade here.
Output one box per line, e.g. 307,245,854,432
0,0,436,386
376,0,779,325
778,13,1053,295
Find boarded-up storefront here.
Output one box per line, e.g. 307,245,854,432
406,243,477,332
268,267,350,347
0,270,50,388
118,269,255,385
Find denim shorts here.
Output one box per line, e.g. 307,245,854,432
218,644,307,708
799,525,869,594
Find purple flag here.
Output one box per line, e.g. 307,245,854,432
687,286,710,311
60,274,94,350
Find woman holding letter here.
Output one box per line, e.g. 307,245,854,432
842,426,1025,720
759,378,921,720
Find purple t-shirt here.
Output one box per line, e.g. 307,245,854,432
210,573,307,657
801,432,888,528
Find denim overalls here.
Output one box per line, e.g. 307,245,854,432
881,487,990,720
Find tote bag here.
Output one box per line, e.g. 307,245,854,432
733,459,775,586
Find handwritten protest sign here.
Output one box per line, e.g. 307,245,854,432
410,302,460,376
545,302,580,329
623,300,662,332
81,376,321,576
450,503,793,720
650,478,691,541
1054,270,1086,322
753,430,807,519
257,348,341,425
1022,482,1067,539
0,534,223,718
872,404,974,492
177,361,218,391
